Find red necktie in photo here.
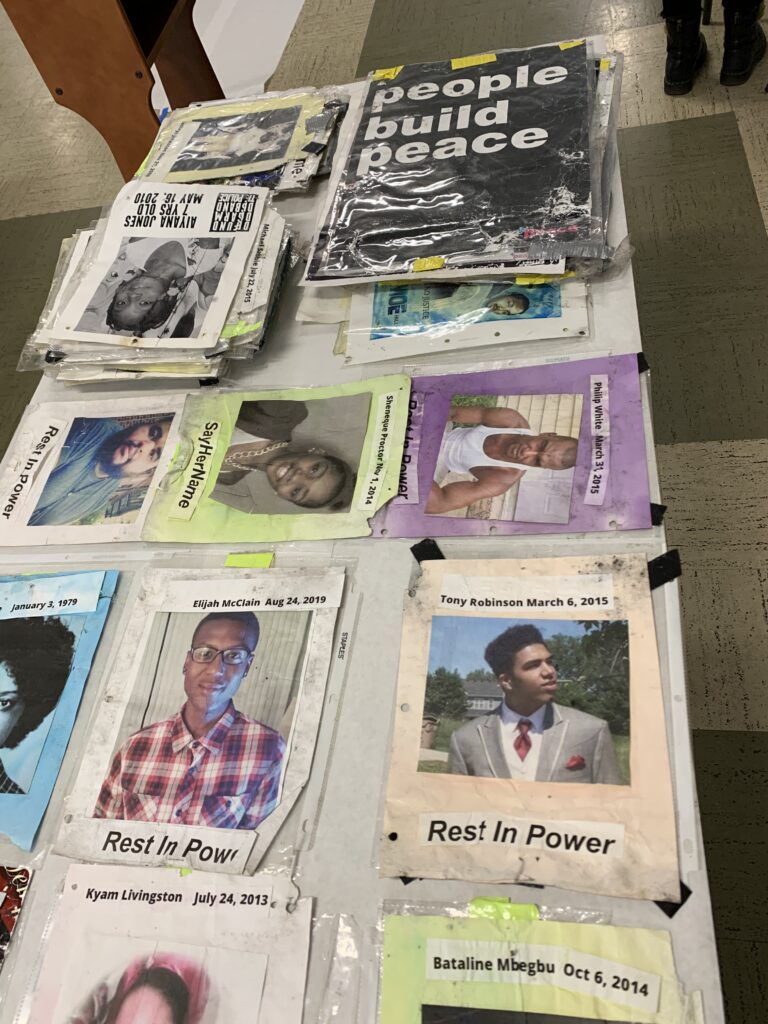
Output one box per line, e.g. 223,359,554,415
514,719,533,761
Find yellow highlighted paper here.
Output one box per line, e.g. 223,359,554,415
379,914,692,1024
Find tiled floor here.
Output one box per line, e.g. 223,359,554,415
1,2,767,1020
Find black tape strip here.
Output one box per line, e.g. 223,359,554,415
647,549,682,589
655,881,692,918
411,538,445,564
650,502,667,526
637,352,650,373
302,140,326,155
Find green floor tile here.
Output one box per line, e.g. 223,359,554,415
357,0,605,73
0,206,101,456
619,114,768,444
692,729,768,1022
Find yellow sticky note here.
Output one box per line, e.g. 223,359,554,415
468,898,541,922
224,553,275,568
412,256,445,272
372,66,404,80
600,57,611,72
450,53,497,70
559,38,585,49
514,274,551,286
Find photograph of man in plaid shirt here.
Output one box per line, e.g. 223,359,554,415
94,611,286,830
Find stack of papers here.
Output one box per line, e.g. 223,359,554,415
137,87,348,192
20,181,290,383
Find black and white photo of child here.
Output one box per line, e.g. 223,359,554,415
170,107,302,174
75,237,233,339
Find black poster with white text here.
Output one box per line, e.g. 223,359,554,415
308,43,594,280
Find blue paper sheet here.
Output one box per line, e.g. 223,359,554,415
0,570,118,850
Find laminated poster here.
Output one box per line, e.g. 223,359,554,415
140,91,334,182
143,377,411,544
28,864,310,1024
57,567,344,873
0,571,117,850
0,866,32,970
381,555,679,901
343,280,589,364
0,395,184,547
379,913,698,1024
372,354,651,538
42,181,267,349
307,42,594,281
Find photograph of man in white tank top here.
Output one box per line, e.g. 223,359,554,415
427,404,578,515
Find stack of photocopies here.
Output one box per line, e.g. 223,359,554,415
19,181,291,384
137,87,348,192
304,40,622,287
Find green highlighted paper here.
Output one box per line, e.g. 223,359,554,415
380,914,696,1023
144,376,410,543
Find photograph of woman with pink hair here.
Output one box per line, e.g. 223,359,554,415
67,952,212,1024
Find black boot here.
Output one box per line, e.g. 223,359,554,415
721,6,766,85
664,16,708,95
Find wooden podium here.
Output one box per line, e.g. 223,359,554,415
3,0,224,179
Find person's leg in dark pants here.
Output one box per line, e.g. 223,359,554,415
721,0,766,85
662,0,707,95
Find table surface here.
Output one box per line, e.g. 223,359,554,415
0,114,725,1024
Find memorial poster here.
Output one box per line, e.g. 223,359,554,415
140,92,331,181
0,396,184,546
379,912,696,1024
27,865,310,1024
44,181,266,349
343,280,589,364
372,354,651,538
381,555,679,901
58,568,344,873
143,377,411,543
0,571,117,849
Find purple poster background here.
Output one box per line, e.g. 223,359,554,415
371,354,651,538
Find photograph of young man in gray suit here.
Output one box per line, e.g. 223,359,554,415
448,624,621,784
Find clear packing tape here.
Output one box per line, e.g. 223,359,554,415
136,86,349,192
304,40,621,285
317,900,708,1024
